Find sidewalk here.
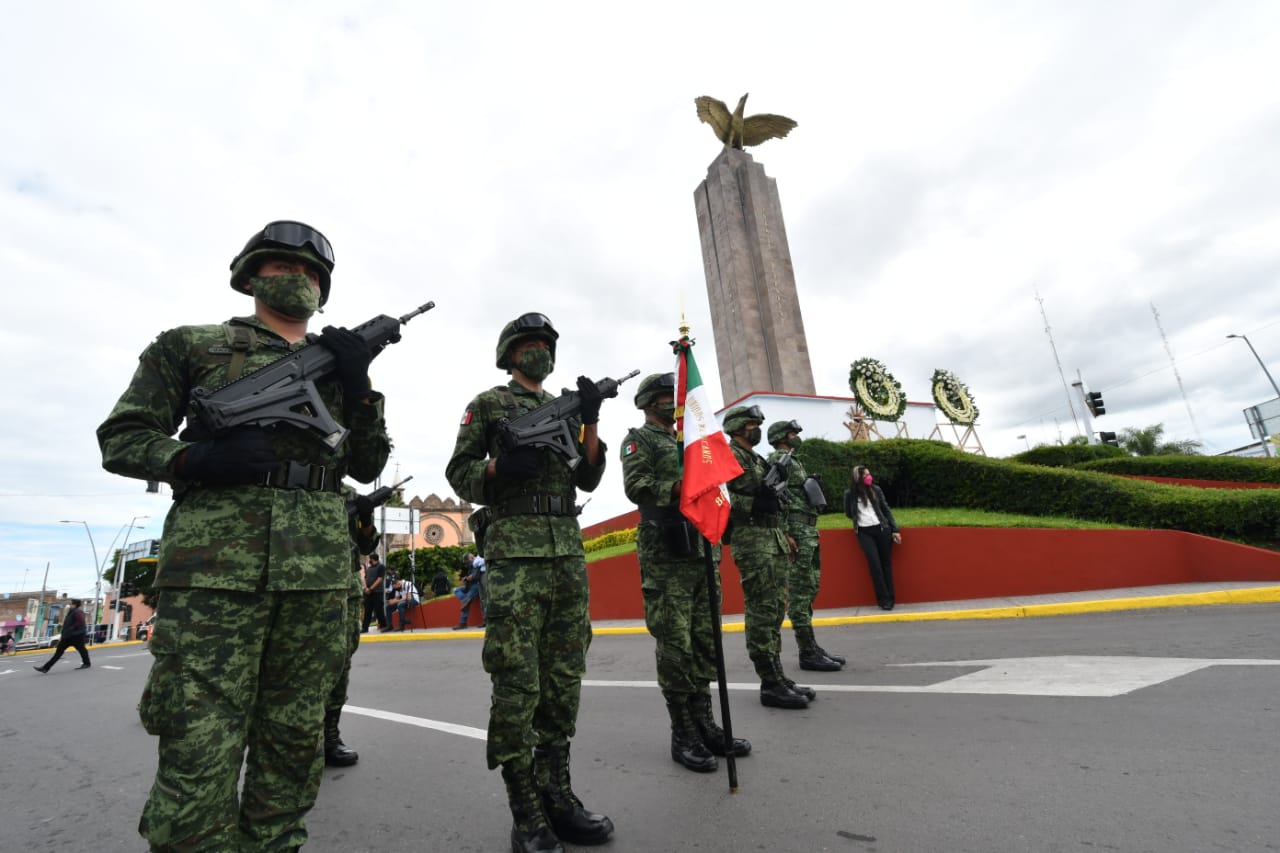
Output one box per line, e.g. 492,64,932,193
362,581,1280,642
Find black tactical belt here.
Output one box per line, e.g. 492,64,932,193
491,494,578,519
639,505,686,523
263,461,342,492
730,512,781,527
794,512,818,526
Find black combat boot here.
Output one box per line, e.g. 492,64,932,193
323,709,359,767
666,700,718,772
754,655,807,709
688,692,751,757
502,763,564,853
534,742,615,845
796,626,843,672
777,657,817,701
813,641,847,667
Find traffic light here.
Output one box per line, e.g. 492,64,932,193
148,539,161,557
1085,391,1106,417
1099,431,1119,447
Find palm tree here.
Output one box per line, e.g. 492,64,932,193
1118,423,1202,456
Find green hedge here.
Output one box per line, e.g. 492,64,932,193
1074,454,1280,483
1008,443,1128,468
795,438,1280,542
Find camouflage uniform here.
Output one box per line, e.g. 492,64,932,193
768,449,821,630
98,314,390,851
726,441,792,679
445,380,605,771
324,508,381,766
623,420,749,770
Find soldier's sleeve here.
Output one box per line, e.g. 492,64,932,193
726,445,759,513
621,429,669,505
445,393,493,504
342,392,391,484
97,329,196,481
574,425,607,493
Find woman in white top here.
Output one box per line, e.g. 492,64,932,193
842,465,902,610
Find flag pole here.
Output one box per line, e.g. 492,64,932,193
703,535,739,792
677,317,739,792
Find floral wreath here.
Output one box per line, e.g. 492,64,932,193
931,368,979,424
849,358,906,421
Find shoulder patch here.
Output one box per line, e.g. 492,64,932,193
623,441,638,456
460,410,474,426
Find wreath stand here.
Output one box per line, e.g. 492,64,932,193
844,404,889,441
928,422,986,455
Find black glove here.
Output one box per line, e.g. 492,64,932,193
354,493,376,527
317,325,373,401
753,486,782,514
577,375,604,425
178,428,279,484
494,446,540,481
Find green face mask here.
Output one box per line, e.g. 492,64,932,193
745,427,763,446
788,435,802,449
250,274,320,320
517,348,554,382
653,402,677,424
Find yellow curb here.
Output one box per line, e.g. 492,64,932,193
244,586,1280,643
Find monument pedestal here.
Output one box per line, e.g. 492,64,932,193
695,148,815,403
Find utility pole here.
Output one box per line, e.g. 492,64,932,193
1036,290,1082,437
1151,303,1203,445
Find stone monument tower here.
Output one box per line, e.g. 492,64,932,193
693,146,816,403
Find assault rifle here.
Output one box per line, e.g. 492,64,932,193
497,370,640,468
762,450,794,502
189,302,435,449
346,476,414,518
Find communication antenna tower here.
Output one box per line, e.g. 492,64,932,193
1150,302,1203,444
1036,289,1081,435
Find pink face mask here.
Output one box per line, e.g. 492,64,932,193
862,474,873,486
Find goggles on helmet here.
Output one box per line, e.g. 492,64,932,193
741,406,765,422
232,220,335,273
509,312,559,339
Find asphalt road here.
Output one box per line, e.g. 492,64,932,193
3,605,1278,852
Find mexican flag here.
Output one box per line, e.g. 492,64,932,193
673,336,742,544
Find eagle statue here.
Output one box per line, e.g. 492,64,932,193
694,93,797,150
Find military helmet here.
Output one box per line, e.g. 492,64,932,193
229,220,335,306
634,372,676,409
768,419,802,446
495,312,559,369
721,404,765,434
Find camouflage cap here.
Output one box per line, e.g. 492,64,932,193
722,404,765,434
634,372,676,409
768,419,802,446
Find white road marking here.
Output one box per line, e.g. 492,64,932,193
101,665,125,670
589,656,1280,698
343,705,488,740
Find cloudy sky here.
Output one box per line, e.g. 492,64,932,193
3,1,1279,599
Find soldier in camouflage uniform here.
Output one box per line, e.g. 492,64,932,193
767,420,845,672
324,490,381,768
445,312,615,853
97,221,391,852
621,373,751,774
722,406,814,709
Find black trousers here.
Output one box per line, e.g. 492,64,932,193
361,593,387,630
856,525,895,609
44,635,90,668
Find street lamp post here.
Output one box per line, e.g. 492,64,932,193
59,520,101,626
1227,334,1280,397
1016,434,1031,451
1227,334,1280,457
111,516,149,640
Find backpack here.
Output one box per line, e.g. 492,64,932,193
430,571,451,597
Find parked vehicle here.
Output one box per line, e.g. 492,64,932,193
15,634,58,651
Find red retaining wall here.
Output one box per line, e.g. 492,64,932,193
1117,475,1280,490
402,527,1280,627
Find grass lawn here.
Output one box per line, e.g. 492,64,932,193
586,507,1131,563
